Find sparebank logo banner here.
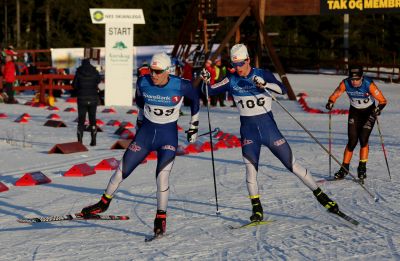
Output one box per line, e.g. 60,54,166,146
321,0,400,14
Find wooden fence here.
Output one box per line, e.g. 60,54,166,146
0,74,74,104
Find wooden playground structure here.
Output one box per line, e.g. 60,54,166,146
2,0,399,105
171,0,400,99
172,0,325,100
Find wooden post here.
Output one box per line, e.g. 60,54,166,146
184,43,192,59
235,28,241,43
16,0,20,47
255,0,266,68
203,19,209,53
251,2,297,100
176,45,184,58
192,5,251,87
344,14,349,69
259,0,265,38
209,6,251,62
39,75,46,104
171,1,198,57
49,75,54,98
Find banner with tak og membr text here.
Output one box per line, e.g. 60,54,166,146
320,0,400,14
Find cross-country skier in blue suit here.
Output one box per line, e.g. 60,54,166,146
200,44,340,222
82,52,200,237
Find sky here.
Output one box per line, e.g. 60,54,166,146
0,73,399,261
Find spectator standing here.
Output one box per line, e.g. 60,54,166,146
138,60,151,77
72,58,101,146
182,59,194,81
182,59,194,107
200,59,215,106
210,56,226,107
2,50,17,104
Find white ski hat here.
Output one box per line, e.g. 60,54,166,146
230,44,249,62
150,52,171,70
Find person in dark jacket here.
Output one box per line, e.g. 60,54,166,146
72,59,101,146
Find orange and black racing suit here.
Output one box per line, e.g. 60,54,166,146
328,76,387,165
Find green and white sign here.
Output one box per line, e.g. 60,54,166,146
90,9,145,106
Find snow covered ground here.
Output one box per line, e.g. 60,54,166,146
0,74,399,261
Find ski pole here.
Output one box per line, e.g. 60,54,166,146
197,127,220,138
328,111,332,178
376,117,391,181
270,94,378,201
202,81,220,214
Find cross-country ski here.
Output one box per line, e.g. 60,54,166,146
3,71,396,260
228,220,275,230
17,213,130,223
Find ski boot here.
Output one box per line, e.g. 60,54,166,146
81,193,112,216
154,210,167,236
77,129,83,144
313,188,339,214
90,125,97,146
249,197,264,222
334,163,350,180
357,161,367,183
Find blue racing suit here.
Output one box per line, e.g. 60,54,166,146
105,75,199,211
208,68,319,197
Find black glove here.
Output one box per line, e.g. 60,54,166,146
372,104,386,117
185,121,199,143
372,107,381,117
325,101,334,111
200,68,211,83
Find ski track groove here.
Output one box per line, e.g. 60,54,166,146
118,188,155,232
31,245,40,261
385,234,400,260
137,217,385,260
1,82,399,260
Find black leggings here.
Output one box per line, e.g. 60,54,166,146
347,105,376,151
4,82,14,101
77,99,98,132
210,93,225,106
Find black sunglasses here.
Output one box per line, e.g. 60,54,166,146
231,58,249,67
150,68,167,75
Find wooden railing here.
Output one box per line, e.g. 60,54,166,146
8,74,75,104
280,58,400,83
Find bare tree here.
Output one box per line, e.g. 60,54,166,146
16,0,20,46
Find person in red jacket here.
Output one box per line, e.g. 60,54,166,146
2,50,17,104
137,60,151,77
181,59,194,81
200,59,216,106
